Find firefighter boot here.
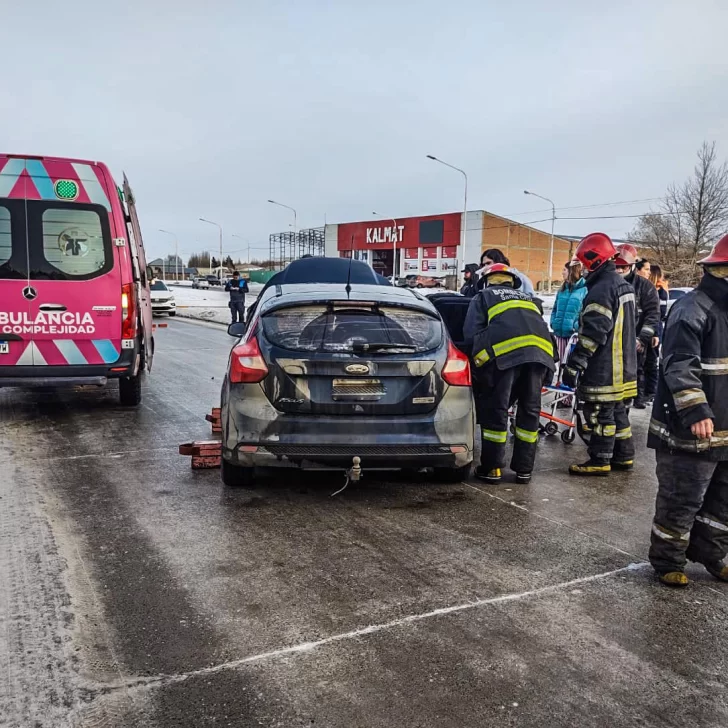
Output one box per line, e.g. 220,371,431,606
475,467,502,484
703,561,728,582
658,571,689,587
611,460,634,471
515,472,532,484
569,458,611,476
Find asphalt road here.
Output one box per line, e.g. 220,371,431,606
1,318,727,728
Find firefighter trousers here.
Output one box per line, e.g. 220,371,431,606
582,400,634,463
649,451,728,573
474,362,547,474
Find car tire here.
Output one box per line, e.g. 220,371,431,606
169,311,176,317
417,283,424,288
221,459,255,487
119,374,142,407
432,463,472,483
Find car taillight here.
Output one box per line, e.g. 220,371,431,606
229,337,269,383
121,283,137,339
442,341,471,386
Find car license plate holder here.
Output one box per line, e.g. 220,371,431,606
331,378,385,401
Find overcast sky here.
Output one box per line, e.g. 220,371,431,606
2,1,726,262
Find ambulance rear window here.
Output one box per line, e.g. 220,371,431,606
41,208,107,278
0,207,9,265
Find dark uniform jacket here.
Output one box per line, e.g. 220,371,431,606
460,264,480,298
464,285,555,372
626,271,660,347
567,261,638,402
647,272,728,460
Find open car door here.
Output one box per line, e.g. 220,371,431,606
122,174,154,372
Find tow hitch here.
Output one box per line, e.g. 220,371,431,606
331,456,362,497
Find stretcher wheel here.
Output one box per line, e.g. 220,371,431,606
545,422,559,436
561,429,576,443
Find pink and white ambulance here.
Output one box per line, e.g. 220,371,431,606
0,154,154,405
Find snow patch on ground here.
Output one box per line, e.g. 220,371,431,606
166,283,264,326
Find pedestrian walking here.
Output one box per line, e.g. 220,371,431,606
477,248,535,296
460,264,480,298
562,233,638,476
647,234,728,587
225,271,248,324
464,264,556,485
614,244,660,409
550,258,587,365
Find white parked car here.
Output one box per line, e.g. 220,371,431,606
191,276,210,289
667,287,692,313
150,280,176,316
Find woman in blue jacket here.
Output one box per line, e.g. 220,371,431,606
551,259,587,364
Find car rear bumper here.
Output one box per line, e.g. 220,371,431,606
0,347,139,387
222,383,475,470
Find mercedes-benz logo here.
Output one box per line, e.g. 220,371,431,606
22,286,37,301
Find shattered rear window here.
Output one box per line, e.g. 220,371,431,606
262,305,442,353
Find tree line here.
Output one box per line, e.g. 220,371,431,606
629,141,728,286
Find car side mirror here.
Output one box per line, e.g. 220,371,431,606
146,265,154,285
228,322,247,337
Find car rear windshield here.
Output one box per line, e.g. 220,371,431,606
262,304,443,353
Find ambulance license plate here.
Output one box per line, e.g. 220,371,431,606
0,342,8,354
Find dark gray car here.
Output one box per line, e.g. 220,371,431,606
220,283,475,486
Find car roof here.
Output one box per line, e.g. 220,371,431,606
258,283,438,315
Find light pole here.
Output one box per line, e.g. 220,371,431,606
372,211,400,281
199,218,223,280
158,229,179,281
267,199,297,235
232,234,250,264
524,190,556,292
426,155,468,283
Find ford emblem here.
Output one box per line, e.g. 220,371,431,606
345,364,370,375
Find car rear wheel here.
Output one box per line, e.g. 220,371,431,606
432,463,471,483
119,374,142,407
221,459,255,487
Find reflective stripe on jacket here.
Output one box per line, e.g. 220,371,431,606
465,285,556,372
647,272,728,460
566,262,638,402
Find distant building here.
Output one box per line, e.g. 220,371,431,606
149,258,198,281
324,211,578,290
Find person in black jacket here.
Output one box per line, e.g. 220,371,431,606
460,263,480,297
464,264,555,485
562,233,638,476
224,271,249,323
647,235,728,587
614,245,661,409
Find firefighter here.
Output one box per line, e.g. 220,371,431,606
647,234,728,587
562,233,638,475
614,244,661,409
464,264,556,485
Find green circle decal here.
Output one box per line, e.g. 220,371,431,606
55,179,79,200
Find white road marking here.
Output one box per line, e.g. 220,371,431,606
117,562,648,692
463,481,637,559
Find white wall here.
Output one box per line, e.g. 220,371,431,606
324,224,338,257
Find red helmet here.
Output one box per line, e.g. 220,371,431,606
698,234,728,265
575,233,617,273
614,243,638,267
483,263,521,288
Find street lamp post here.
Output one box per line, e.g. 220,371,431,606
426,155,468,283
372,211,400,281
199,218,223,281
267,199,297,234
524,190,556,292
158,229,179,281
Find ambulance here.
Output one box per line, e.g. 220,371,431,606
0,155,154,405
